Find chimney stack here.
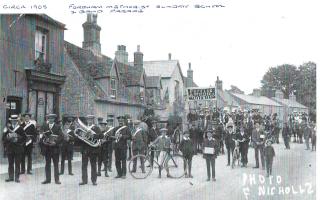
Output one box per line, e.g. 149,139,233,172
215,76,223,90
82,14,101,55
134,45,143,68
115,45,128,64
187,62,193,87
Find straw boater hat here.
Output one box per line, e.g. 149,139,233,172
9,115,19,121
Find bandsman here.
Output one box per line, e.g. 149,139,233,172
131,120,147,173
21,113,37,175
2,115,26,182
106,118,115,172
40,114,63,184
79,115,103,186
59,116,75,175
147,120,158,167
97,120,110,177
114,116,131,179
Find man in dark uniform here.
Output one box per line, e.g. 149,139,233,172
189,121,198,155
235,126,250,167
106,119,115,172
131,120,147,173
224,122,236,166
148,120,158,167
41,114,63,184
282,122,291,149
114,116,131,179
216,121,225,154
97,120,110,177
127,118,134,161
79,115,103,186
59,116,75,175
2,115,26,182
21,113,37,175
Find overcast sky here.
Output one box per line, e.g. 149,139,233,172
2,0,319,94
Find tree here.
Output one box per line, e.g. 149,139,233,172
227,85,244,94
261,64,298,98
260,62,316,121
296,62,316,121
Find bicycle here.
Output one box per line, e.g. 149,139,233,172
128,145,186,179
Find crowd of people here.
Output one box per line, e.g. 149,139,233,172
1,108,316,185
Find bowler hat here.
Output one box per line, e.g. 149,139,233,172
46,114,57,119
23,113,32,117
160,128,168,132
86,115,95,119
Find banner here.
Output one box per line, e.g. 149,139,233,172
187,87,215,101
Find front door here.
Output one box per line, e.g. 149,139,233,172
6,96,22,122
28,90,55,125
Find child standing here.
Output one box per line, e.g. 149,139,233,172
202,130,219,181
264,139,275,177
150,128,172,178
179,131,194,178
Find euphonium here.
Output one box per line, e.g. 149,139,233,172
74,118,101,147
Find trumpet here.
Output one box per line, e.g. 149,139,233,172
74,118,101,147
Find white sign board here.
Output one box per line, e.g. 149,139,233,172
187,87,216,101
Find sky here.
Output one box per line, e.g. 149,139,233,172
1,0,319,94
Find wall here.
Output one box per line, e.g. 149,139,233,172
94,101,144,126
60,50,95,117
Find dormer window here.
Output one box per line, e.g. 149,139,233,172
110,78,117,99
35,28,48,62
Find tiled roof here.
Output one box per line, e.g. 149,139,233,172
217,90,240,107
272,97,307,109
116,61,144,87
64,41,113,78
146,76,162,88
183,76,198,87
143,60,183,79
231,93,282,107
64,41,113,97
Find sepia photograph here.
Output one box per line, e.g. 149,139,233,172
0,0,318,199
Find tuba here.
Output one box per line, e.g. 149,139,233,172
74,118,101,147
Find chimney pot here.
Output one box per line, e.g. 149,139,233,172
168,53,172,60
188,63,191,69
137,45,140,52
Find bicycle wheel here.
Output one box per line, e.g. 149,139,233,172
165,154,186,178
128,155,152,179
